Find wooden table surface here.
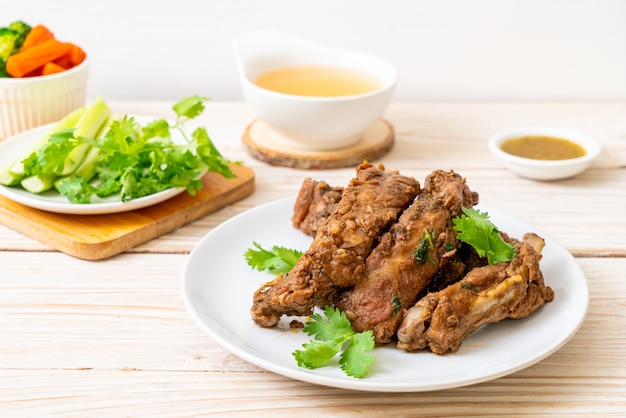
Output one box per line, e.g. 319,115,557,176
1,101,625,417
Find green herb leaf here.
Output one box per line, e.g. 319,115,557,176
244,241,303,274
391,295,402,318
55,176,95,204
461,283,477,292
452,207,516,264
340,331,376,378
22,129,77,177
293,339,341,369
414,228,436,264
141,118,171,139
292,306,377,378
302,307,355,342
172,95,209,121
192,126,235,179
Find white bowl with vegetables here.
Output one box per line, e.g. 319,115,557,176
488,127,602,181
0,95,235,214
1,21,89,140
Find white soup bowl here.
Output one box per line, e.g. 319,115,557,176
233,29,397,150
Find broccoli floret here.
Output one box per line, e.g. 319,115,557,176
7,20,31,51
0,21,32,76
0,59,8,78
0,28,19,61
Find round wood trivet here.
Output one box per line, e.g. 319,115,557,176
242,118,394,169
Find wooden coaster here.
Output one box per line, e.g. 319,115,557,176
242,118,394,169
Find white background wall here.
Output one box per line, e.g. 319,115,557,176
4,0,626,102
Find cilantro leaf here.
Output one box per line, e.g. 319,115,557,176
452,207,516,264
172,95,209,121
340,331,376,378
293,339,341,369
21,129,77,177
292,306,377,378
303,307,355,342
141,118,171,139
55,176,96,204
192,127,235,179
244,241,303,274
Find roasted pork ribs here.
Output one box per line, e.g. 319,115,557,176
250,163,554,353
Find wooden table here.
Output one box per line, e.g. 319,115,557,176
1,101,625,416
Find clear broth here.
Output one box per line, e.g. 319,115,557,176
253,65,382,97
501,135,586,160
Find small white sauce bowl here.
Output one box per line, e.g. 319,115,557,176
233,29,397,151
488,127,602,181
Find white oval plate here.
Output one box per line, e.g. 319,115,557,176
181,197,589,392
0,118,186,215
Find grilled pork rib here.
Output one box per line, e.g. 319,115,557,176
291,178,343,237
396,232,555,354
251,162,420,328
335,170,479,344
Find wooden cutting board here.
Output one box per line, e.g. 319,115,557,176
0,164,254,260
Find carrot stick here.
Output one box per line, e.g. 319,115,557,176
54,43,86,68
41,61,67,76
23,68,43,77
68,43,86,66
20,24,55,51
6,39,71,77
52,55,71,68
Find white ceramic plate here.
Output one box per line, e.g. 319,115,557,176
0,118,187,215
181,197,588,392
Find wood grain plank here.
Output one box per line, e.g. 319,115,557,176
1,369,625,417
